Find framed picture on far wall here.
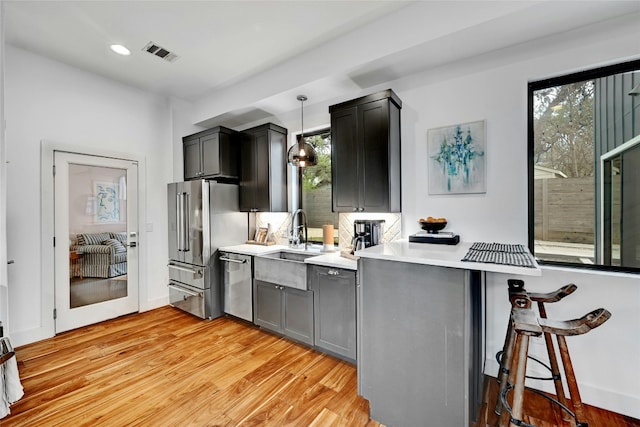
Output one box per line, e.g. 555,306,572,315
93,181,120,222
427,120,486,195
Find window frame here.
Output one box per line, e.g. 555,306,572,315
295,127,332,209
527,58,640,273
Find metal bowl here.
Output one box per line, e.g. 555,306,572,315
419,221,447,234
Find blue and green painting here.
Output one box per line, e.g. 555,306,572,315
428,121,486,194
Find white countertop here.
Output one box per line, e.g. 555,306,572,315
219,243,289,256
355,239,541,276
219,244,358,271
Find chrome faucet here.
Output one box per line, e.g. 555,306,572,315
289,208,308,250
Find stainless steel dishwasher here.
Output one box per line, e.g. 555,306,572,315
219,252,253,322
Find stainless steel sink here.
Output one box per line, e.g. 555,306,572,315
254,250,316,290
262,251,315,262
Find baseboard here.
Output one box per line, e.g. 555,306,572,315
139,296,169,313
10,326,53,348
484,357,640,419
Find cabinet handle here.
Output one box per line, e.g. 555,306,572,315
359,207,365,212
219,257,246,264
352,207,358,212
328,269,340,276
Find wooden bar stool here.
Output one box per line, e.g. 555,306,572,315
499,306,611,427
495,280,578,420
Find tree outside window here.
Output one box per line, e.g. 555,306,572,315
299,129,338,245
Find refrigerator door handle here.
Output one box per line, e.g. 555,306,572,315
176,193,183,252
183,192,190,252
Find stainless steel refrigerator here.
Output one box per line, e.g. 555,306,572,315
167,180,247,319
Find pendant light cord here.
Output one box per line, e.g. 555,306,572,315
297,94,307,149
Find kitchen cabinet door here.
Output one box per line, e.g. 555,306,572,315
331,107,359,212
283,287,314,346
330,89,402,213
254,280,283,333
183,137,202,180
310,266,356,361
182,126,239,180
254,279,314,345
200,133,222,177
239,123,287,212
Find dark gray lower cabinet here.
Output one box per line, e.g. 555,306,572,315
253,279,314,345
358,258,482,427
310,266,356,362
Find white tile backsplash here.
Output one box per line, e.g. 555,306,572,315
256,211,402,249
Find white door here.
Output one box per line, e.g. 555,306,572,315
54,151,139,333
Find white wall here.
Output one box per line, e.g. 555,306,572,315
5,46,174,345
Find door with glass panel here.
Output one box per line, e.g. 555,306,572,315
53,151,139,333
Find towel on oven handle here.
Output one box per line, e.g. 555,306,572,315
1,337,24,419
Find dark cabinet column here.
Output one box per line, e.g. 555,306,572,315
330,89,402,213
239,123,287,212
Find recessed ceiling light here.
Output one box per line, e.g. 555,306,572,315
110,44,131,56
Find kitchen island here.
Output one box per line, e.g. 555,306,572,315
355,240,540,427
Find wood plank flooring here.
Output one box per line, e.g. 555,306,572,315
4,305,638,426
4,306,381,426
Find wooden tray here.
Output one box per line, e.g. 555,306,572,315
246,240,276,246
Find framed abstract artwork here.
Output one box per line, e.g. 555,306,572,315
427,120,486,194
93,181,120,222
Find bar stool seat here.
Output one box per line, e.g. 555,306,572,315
495,280,578,420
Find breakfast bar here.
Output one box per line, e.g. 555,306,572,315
356,240,540,427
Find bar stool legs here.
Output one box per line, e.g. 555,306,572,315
529,284,578,421
499,296,542,427
498,300,611,427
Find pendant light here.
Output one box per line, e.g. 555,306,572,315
287,95,318,167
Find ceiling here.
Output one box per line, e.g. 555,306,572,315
4,1,640,127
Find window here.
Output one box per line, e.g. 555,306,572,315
297,128,338,245
528,59,640,272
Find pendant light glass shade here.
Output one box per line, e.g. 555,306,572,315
287,95,318,167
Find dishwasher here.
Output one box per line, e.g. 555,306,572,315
219,252,253,322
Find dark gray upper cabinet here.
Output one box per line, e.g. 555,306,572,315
330,89,402,213
183,126,239,180
239,123,288,212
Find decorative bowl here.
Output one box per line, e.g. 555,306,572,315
419,221,447,234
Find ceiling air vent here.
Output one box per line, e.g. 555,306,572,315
143,42,179,63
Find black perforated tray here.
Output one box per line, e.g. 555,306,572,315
409,232,460,245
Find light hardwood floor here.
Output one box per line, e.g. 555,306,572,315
4,306,380,426
4,306,638,426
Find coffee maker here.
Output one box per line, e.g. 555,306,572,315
352,219,385,251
